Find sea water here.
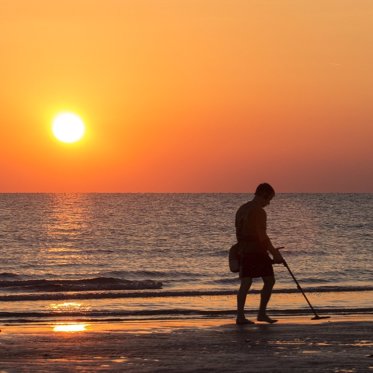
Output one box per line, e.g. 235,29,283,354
0,193,372,322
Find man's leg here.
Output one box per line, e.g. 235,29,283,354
237,277,252,321
257,275,277,323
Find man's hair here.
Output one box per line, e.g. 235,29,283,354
255,183,275,199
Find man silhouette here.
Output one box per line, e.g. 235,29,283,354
235,183,283,324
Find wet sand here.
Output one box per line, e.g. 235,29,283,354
0,316,372,372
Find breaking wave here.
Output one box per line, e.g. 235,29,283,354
0,277,162,293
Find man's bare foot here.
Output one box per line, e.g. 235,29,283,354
236,317,255,325
257,314,278,324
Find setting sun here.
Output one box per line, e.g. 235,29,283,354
52,113,86,143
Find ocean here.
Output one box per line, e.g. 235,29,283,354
0,193,372,323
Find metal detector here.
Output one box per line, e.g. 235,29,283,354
282,258,330,320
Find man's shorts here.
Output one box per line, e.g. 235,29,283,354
240,251,274,278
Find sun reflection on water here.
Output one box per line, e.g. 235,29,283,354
50,302,90,333
50,302,82,311
53,323,88,332
48,302,91,313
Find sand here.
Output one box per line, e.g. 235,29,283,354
0,316,372,372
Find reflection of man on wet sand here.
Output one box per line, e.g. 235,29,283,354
235,183,283,325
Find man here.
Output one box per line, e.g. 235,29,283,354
235,183,283,325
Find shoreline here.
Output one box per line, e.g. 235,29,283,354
1,305,372,324
2,313,373,333
1,289,372,322
1,315,372,372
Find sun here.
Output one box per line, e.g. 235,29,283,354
52,112,86,143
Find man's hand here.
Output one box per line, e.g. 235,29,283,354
272,248,284,264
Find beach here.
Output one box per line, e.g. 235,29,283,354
1,315,372,372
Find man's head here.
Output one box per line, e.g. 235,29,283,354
255,183,275,207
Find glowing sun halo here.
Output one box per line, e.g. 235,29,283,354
52,113,85,143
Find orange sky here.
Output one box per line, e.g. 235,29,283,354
1,0,372,192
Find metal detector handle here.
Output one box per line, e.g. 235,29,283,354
272,246,285,265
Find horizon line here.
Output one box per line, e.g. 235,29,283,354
0,191,372,194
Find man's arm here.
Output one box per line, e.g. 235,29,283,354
256,209,284,263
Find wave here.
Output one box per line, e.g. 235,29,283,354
0,285,372,302
0,272,20,279
0,277,162,293
103,270,201,279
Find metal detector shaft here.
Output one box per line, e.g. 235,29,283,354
282,260,322,319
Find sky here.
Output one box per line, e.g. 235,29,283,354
0,0,372,192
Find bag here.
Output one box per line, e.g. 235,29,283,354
228,243,240,273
